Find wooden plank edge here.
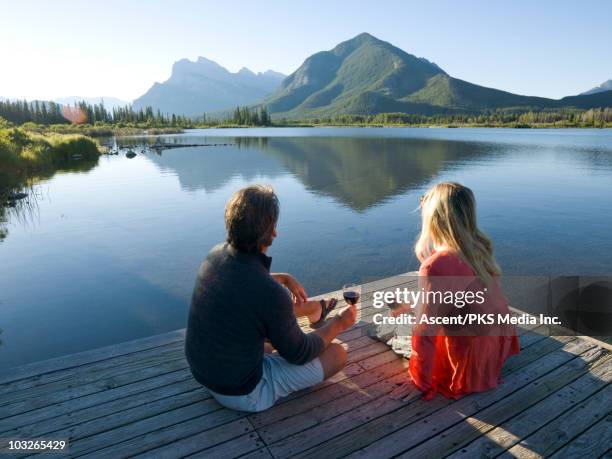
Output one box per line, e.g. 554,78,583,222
0,329,186,386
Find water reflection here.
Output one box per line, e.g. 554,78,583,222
141,139,284,192
129,136,493,211
261,137,492,211
0,155,99,243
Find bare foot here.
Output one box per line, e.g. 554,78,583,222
307,300,325,324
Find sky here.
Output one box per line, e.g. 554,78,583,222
2,0,611,102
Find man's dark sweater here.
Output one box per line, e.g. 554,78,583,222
185,243,325,395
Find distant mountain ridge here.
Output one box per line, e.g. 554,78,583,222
580,79,612,96
6,34,609,119
133,57,285,116
0,96,128,109
263,33,612,117
54,96,129,109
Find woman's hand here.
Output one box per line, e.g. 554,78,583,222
273,273,308,305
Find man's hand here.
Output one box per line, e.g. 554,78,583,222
335,304,357,330
313,303,358,347
273,273,308,304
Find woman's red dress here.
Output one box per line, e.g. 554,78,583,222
409,250,520,400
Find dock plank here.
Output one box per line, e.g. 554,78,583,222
0,345,185,410
1,357,187,419
394,347,610,458
97,420,255,458
264,371,407,447
249,358,407,429
33,388,210,449
238,447,275,459
448,356,612,458
183,431,265,459
2,373,201,436
1,272,610,459
128,418,257,459
301,337,582,459
501,385,612,458
550,413,612,459
70,402,239,457
0,339,184,398
0,329,185,386
0,368,195,433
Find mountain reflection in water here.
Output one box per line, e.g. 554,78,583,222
142,135,493,211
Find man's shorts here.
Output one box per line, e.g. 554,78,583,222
207,354,324,412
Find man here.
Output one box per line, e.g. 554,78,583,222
185,185,357,412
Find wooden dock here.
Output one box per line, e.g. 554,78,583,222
1,274,610,458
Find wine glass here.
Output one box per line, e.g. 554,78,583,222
343,283,360,306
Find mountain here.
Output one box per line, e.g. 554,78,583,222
580,79,612,95
54,96,129,109
133,57,285,117
555,90,612,109
264,33,612,117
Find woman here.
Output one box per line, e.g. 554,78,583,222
398,182,520,400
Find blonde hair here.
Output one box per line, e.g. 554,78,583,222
415,182,501,285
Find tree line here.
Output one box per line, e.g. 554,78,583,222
1,99,274,128
0,100,66,125
0,99,194,127
300,108,612,127
231,106,272,126
2,97,610,128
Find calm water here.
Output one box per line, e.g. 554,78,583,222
1,127,612,368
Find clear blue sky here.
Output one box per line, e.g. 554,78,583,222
2,0,611,101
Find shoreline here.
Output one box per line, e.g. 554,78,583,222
16,123,612,139
211,123,612,129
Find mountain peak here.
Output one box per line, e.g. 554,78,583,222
331,32,386,57
345,32,382,43
263,70,286,78
171,57,227,77
238,67,256,77
580,79,612,95
134,57,285,116
350,32,378,42
265,33,447,114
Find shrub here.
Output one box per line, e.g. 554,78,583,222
0,128,101,196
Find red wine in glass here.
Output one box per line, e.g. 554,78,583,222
343,284,360,305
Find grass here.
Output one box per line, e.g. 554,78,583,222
20,122,185,138
21,121,282,135
0,125,103,241
0,126,102,195
0,127,100,173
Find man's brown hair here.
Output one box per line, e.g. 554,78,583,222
224,185,279,253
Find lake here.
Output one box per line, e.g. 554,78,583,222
1,127,612,369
